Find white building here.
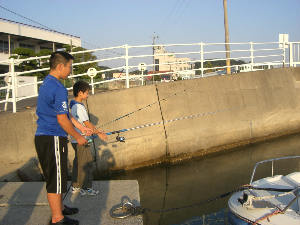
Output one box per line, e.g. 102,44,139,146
113,72,126,78
154,46,195,79
0,18,81,73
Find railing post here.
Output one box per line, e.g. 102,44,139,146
282,41,286,67
250,42,254,71
10,57,17,113
200,42,204,77
289,42,294,67
125,44,130,88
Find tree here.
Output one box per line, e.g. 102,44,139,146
204,62,213,73
130,69,148,75
98,66,113,79
153,74,161,81
9,47,53,78
10,47,37,76
194,59,247,75
130,70,141,75
63,45,101,79
35,49,53,78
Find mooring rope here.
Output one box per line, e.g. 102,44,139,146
0,202,49,207
110,186,294,225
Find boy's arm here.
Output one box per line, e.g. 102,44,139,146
69,113,93,136
83,120,108,141
57,114,91,146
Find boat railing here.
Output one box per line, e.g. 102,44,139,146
249,156,300,184
282,192,300,213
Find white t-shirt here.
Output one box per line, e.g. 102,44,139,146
70,100,90,143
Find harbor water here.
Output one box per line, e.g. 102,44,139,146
110,133,300,224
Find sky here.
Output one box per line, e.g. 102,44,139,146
0,0,299,67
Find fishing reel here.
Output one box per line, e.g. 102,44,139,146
86,136,98,144
116,134,125,142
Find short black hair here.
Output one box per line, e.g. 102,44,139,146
50,51,74,70
73,81,90,97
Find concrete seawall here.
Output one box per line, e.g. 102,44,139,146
1,67,300,173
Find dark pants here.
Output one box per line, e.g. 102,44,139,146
35,135,68,193
71,143,93,189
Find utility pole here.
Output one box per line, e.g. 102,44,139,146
223,0,231,74
151,33,158,82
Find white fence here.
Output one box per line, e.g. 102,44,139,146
0,41,299,113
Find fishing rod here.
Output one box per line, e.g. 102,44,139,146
104,104,251,142
72,104,253,143
71,104,251,143
94,82,201,129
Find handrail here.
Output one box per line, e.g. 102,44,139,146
282,193,300,213
1,41,299,113
249,156,300,184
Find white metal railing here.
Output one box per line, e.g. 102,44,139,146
0,41,299,113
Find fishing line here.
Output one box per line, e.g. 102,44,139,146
105,105,251,136
95,82,201,130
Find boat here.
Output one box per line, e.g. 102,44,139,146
227,156,300,225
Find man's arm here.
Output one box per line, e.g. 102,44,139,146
57,114,90,146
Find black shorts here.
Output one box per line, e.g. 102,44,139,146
35,135,68,194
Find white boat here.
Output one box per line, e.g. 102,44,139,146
227,156,300,225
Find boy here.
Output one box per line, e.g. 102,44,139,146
70,81,107,195
35,51,93,225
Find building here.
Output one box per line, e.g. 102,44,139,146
154,46,195,79
113,72,126,78
0,18,81,73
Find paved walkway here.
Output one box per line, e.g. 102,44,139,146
0,160,142,224
0,181,142,225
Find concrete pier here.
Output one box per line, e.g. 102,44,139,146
0,181,142,225
0,160,142,224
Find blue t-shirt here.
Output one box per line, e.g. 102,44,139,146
35,75,69,137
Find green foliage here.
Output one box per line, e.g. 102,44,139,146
11,47,35,57
10,47,53,78
10,47,37,76
130,69,148,75
194,59,246,75
10,45,105,79
130,70,140,75
98,66,112,78
35,49,53,78
153,74,161,81
204,62,213,73
63,45,101,79
98,66,124,79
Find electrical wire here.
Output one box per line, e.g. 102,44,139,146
0,5,55,31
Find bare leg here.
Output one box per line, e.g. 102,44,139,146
47,193,64,223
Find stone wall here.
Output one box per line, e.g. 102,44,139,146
1,68,300,172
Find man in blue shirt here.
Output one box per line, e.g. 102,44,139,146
35,51,92,225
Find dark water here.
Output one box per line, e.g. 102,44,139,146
111,133,300,225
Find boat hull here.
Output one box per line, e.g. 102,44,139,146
228,172,300,225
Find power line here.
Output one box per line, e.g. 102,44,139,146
0,5,159,67
161,0,186,31
157,0,180,33
0,5,55,31
155,0,192,39
0,5,105,53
